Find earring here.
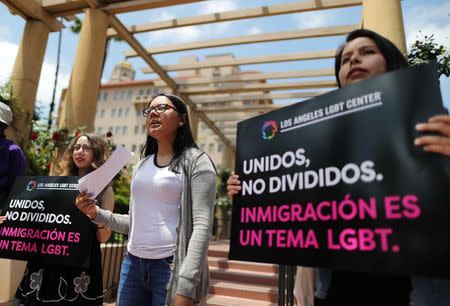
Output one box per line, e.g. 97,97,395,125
179,122,183,126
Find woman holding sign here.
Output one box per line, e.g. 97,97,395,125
227,29,450,306
76,93,217,306
12,134,115,306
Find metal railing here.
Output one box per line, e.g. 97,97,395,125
279,265,297,306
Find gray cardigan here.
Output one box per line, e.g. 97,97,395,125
94,147,217,305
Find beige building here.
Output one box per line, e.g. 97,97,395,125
93,54,272,167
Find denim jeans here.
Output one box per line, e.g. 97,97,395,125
117,252,173,306
411,276,450,306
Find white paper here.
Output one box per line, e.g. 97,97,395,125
77,145,133,198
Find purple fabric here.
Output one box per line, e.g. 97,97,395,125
0,137,25,194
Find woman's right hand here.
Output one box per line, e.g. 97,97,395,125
0,215,6,224
75,190,97,220
227,172,242,199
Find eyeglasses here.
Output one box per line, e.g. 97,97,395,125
72,144,92,152
143,104,178,117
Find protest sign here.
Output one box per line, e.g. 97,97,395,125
0,176,94,267
229,63,450,276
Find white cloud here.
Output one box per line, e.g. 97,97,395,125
247,26,262,35
199,0,238,14
293,11,335,29
404,2,450,50
0,40,71,109
148,25,202,44
0,41,18,83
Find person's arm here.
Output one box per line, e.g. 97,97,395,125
226,171,241,198
175,153,217,302
415,114,450,157
75,191,130,235
96,186,115,243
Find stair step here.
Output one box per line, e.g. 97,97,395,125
210,267,278,286
207,294,278,306
209,280,278,303
208,240,230,258
208,256,278,273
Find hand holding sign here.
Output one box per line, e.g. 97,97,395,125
415,114,450,157
75,190,97,220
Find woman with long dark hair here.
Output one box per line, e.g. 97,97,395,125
76,93,217,306
227,29,450,306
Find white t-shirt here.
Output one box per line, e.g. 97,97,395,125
127,155,182,259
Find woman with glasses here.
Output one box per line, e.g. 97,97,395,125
226,29,450,306
76,93,217,306
12,134,115,306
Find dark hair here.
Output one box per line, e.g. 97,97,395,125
335,29,409,87
141,93,198,172
0,122,6,137
61,133,110,176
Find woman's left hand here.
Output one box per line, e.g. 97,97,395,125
415,114,450,157
173,294,194,306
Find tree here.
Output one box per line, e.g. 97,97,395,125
408,34,450,77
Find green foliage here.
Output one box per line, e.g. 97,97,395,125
69,16,82,34
216,167,232,210
408,34,450,77
25,122,83,176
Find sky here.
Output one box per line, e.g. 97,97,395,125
0,0,449,118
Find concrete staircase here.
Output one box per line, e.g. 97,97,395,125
207,240,279,306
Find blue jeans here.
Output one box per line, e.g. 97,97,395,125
411,276,450,306
117,252,173,306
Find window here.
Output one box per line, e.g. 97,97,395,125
141,125,146,134
97,127,103,135
136,108,141,116
217,143,223,153
139,89,144,95
132,144,137,152
127,90,133,99
208,143,214,152
118,108,123,117
111,108,116,117
122,126,127,135
200,143,206,150
134,125,139,134
102,92,108,101
146,88,152,96
120,90,126,100
124,108,129,117
115,126,120,135
100,109,105,118
113,91,119,100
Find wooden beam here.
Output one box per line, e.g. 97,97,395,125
81,0,103,9
142,50,337,74
103,0,205,14
142,50,336,73
125,24,358,56
2,0,64,31
107,0,362,37
153,68,335,86
191,92,326,104
108,14,235,152
42,0,204,17
180,80,337,95
200,104,291,113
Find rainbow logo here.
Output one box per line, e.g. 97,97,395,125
26,181,37,191
262,120,278,140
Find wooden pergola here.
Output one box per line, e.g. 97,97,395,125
1,0,406,168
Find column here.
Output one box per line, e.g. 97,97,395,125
221,144,234,170
188,107,199,140
6,21,50,148
60,9,109,132
362,0,407,54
